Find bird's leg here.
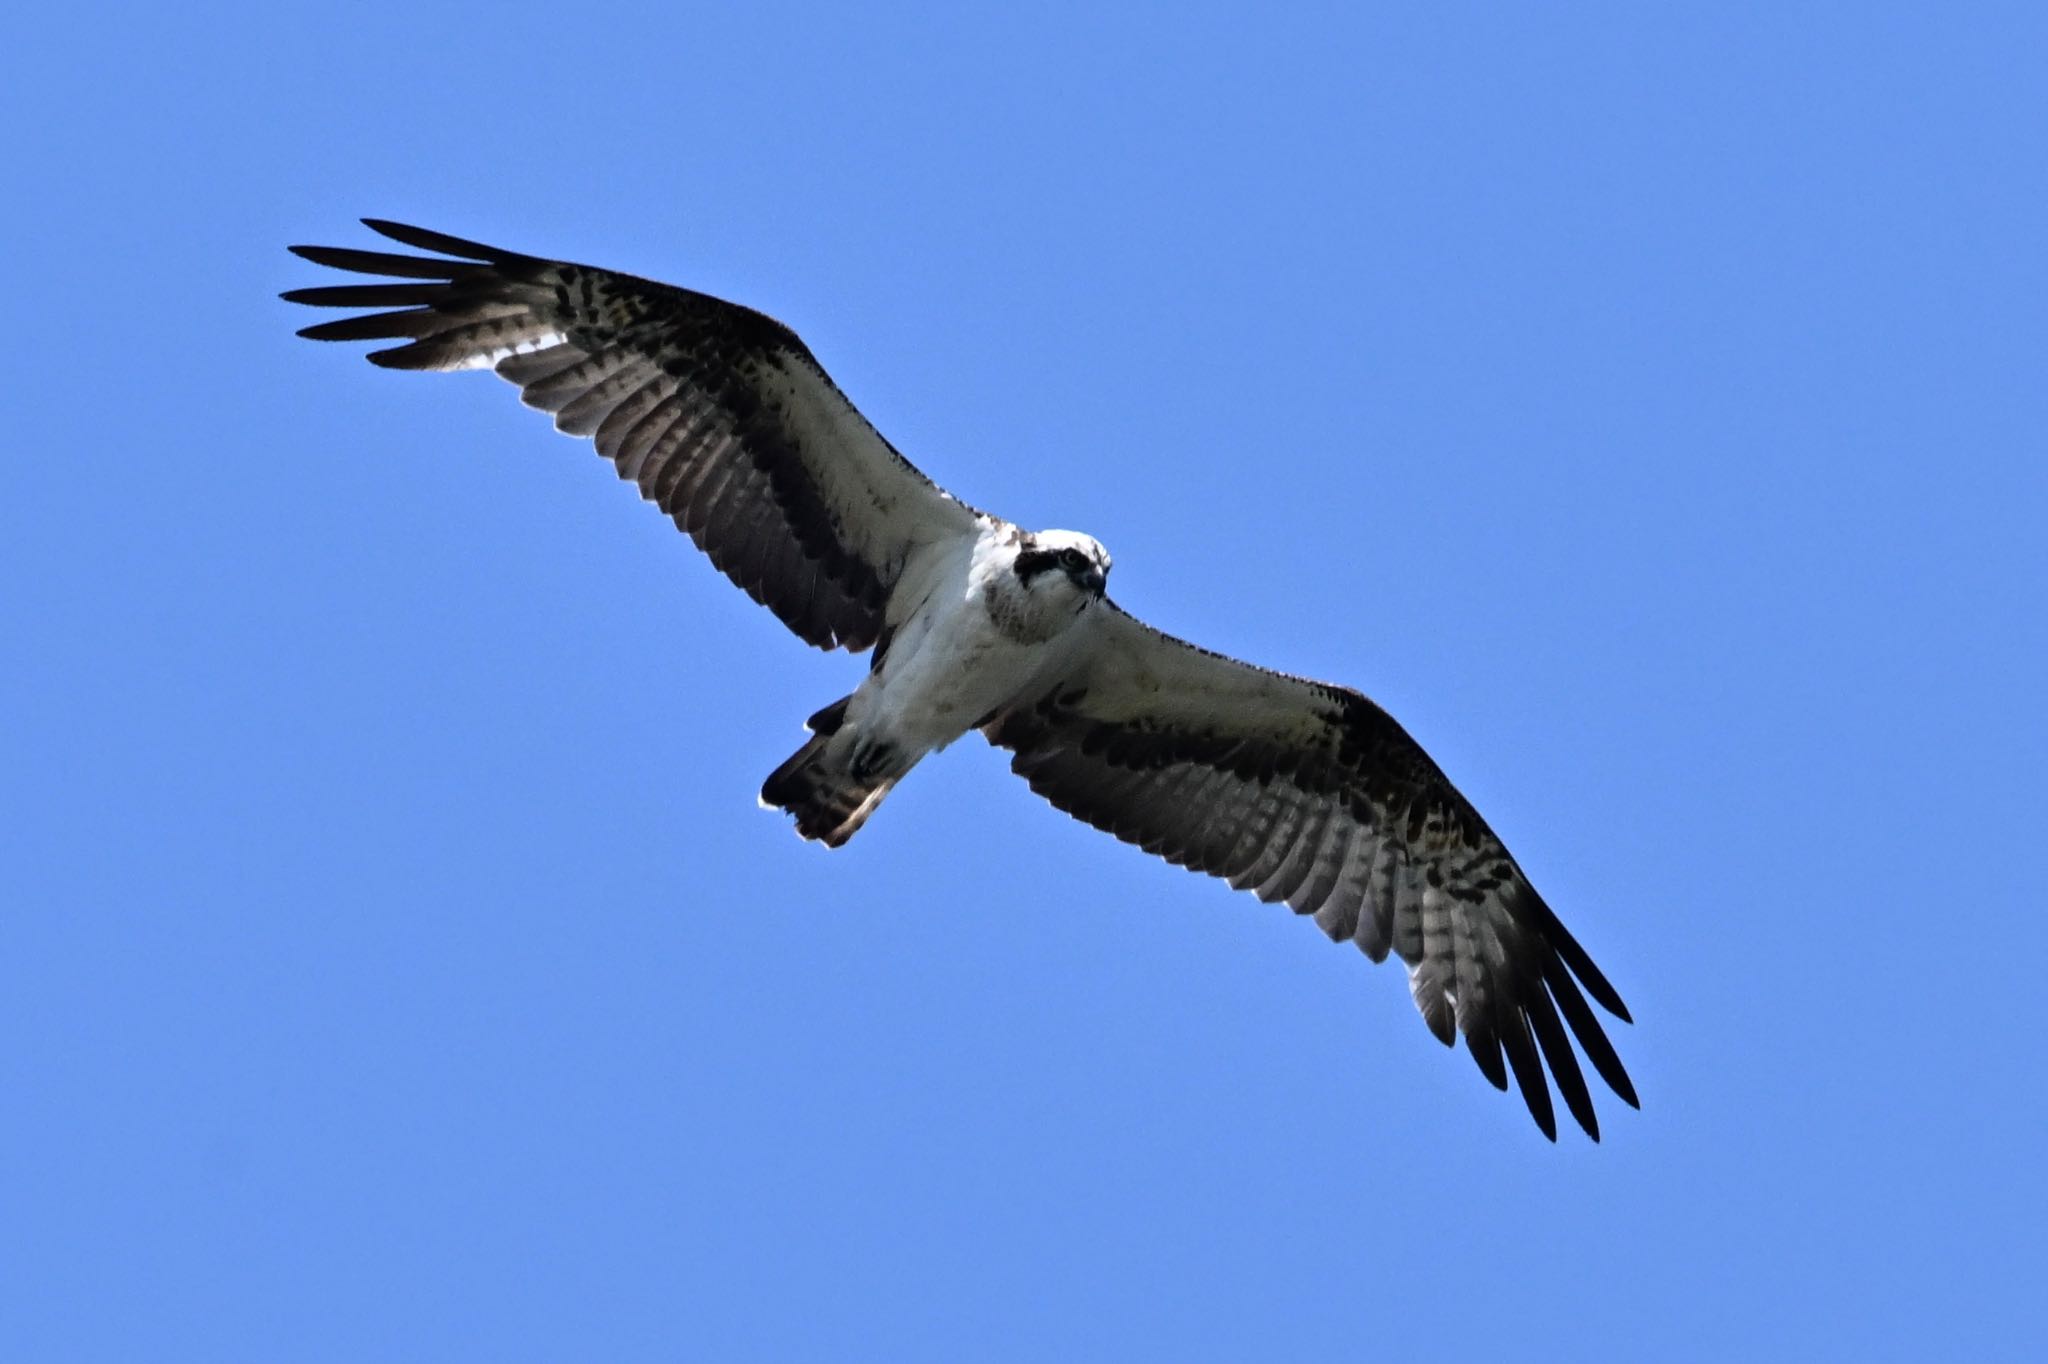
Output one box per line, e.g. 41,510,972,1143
848,736,900,780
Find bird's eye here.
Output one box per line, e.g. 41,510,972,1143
1058,548,1087,571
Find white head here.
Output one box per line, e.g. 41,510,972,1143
989,528,1112,642
1014,528,1112,602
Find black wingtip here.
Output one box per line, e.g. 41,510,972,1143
1517,1068,1558,1139
293,319,374,341
1543,961,1637,1111
1465,1030,1509,1092
361,218,514,262
1585,965,1635,1025
293,315,422,343
281,283,445,308
1559,934,1633,1023
1495,1001,1558,1140
1526,984,1600,1140
1512,883,1634,1023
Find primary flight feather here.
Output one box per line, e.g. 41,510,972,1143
285,219,1638,1140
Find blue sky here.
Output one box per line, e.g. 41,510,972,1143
6,2,2045,1358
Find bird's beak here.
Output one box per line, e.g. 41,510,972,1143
1084,567,1106,597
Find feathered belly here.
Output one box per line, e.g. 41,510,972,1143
857,610,1040,756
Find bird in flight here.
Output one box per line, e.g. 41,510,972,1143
285,220,1637,1140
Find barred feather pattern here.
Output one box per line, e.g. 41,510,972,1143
285,220,978,651
985,605,1637,1141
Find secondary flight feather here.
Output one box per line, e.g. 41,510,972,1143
285,219,1638,1140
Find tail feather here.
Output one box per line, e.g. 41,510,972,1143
759,696,899,847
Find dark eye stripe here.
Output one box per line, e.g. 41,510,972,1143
1013,548,1059,582
1015,544,1097,586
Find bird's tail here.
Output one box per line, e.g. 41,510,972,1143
758,696,905,848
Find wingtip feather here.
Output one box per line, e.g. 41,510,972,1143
362,218,513,262
1518,884,1633,1022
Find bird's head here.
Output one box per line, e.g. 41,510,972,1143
1014,529,1111,606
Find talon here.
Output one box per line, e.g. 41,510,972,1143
850,739,897,780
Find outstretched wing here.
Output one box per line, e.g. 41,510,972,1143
985,604,1636,1140
284,220,979,651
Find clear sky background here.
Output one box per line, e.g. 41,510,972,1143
5,3,2045,1359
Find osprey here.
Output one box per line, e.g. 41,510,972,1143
285,220,1638,1141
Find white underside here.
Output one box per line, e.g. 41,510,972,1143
840,521,1091,766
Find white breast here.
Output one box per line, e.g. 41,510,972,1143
849,521,1075,757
